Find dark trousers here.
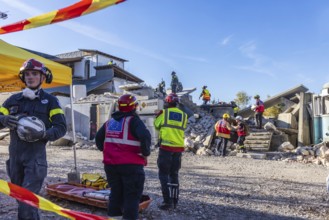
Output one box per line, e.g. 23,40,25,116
171,84,177,93
255,112,263,129
6,159,47,220
216,137,229,156
157,148,182,204
104,164,145,220
237,136,245,146
203,99,209,105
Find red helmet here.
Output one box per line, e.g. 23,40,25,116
165,93,179,104
19,58,53,84
118,94,138,112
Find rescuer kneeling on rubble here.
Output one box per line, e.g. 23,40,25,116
95,94,151,220
154,93,188,210
0,58,67,220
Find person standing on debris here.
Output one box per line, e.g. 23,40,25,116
231,101,239,117
199,85,211,105
154,93,188,210
214,113,232,157
170,71,179,93
0,58,67,220
254,94,264,129
233,116,247,153
158,79,166,97
95,94,151,220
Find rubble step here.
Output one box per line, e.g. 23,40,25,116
244,140,270,144
248,132,272,136
245,144,269,150
244,131,273,152
245,136,271,140
236,152,267,159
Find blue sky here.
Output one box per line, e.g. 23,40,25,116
1,0,329,105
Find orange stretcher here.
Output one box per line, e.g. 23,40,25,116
45,183,151,211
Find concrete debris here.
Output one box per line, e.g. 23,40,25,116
184,110,217,155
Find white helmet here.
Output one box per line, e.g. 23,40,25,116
17,116,45,142
236,116,243,121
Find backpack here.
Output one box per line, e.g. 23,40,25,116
81,173,108,189
242,121,250,136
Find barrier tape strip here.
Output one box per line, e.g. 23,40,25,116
0,0,125,34
0,179,112,220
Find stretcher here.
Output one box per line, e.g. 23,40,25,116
45,182,151,211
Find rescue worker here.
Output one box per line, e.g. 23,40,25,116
158,79,166,97
254,94,264,129
233,115,247,153
214,113,232,157
199,85,211,105
170,71,179,93
154,93,188,210
0,58,67,220
95,94,151,220
231,101,240,117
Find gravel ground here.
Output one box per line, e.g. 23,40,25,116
1,144,329,220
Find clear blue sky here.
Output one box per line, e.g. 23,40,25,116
1,0,329,105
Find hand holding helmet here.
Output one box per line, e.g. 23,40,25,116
16,116,46,142
22,127,46,142
0,115,18,129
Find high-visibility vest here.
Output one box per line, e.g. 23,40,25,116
256,100,265,112
215,120,231,138
236,122,246,136
202,89,211,100
103,116,145,165
233,107,240,113
154,107,187,148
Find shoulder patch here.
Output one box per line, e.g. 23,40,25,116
41,99,49,104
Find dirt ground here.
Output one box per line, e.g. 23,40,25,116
1,144,329,220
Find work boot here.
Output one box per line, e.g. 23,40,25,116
158,202,172,210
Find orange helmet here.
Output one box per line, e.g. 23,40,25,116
165,93,179,104
118,94,138,112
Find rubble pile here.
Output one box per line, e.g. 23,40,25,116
184,110,217,156
278,141,329,166
76,93,118,103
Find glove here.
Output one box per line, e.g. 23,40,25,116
24,127,46,141
0,115,18,129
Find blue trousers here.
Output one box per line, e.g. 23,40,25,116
157,148,182,204
6,158,47,220
104,164,145,220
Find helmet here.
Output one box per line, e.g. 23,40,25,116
236,116,243,121
19,59,53,84
223,113,230,119
171,71,176,75
165,93,179,104
118,94,138,112
202,85,207,89
254,94,260,99
17,116,45,142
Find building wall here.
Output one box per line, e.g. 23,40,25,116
73,55,124,79
97,54,124,69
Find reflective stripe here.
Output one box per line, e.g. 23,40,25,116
105,137,140,146
49,108,64,118
0,107,9,115
163,109,185,131
106,116,141,146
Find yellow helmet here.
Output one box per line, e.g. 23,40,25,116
223,113,230,119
